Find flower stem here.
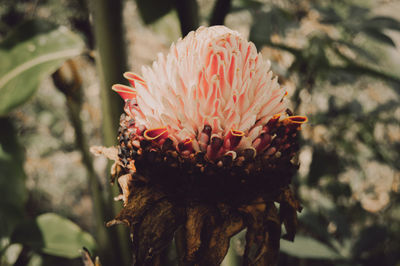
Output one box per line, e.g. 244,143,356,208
52,61,116,265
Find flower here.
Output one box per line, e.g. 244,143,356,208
92,26,307,265
112,26,306,163
107,25,308,203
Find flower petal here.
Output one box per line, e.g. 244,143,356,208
144,127,168,142
123,72,147,88
112,84,136,101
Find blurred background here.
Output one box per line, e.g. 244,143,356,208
0,0,399,265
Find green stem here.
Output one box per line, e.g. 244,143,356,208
209,0,232,26
175,0,199,36
90,0,126,146
90,0,132,264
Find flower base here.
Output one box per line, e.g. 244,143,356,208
105,180,301,266
92,112,302,266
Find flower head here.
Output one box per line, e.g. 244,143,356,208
103,26,308,207
113,26,306,162
92,27,306,264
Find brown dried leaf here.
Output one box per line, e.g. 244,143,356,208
262,203,281,265
241,199,268,266
199,205,244,266
81,248,102,266
107,185,184,266
278,187,301,241
278,187,302,212
241,200,282,266
133,197,184,265
110,161,125,183
108,185,166,228
280,202,298,242
90,146,119,162
117,174,133,206
184,205,210,263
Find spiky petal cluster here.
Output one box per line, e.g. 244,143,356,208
113,26,305,161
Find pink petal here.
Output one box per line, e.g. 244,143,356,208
112,84,136,101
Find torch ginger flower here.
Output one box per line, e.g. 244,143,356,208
112,26,306,162
94,26,307,266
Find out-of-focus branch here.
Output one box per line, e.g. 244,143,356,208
330,63,400,87
175,0,199,37
264,41,400,109
90,0,126,147
268,41,400,86
52,60,114,266
209,0,232,26
330,45,400,86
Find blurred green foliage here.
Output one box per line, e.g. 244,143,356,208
0,118,27,241
0,0,399,266
0,19,84,115
11,213,96,259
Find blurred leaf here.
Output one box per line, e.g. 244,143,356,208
27,252,83,266
369,99,400,116
0,19,84,116
308,147,342,185
352,225,388,260
362,28,396,47
11,213,96,259
325,181,352,199
280,235,342,259
26,253,44,266
302,36,331,74
348,5,369,19
299,212,331,241
0,118,26,239
230,0,264,12
334,40,377,62
317,7,342,25
366,16,400,31
249,7,297,49
135,0,175,24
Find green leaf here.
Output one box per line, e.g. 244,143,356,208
0,19,84,116
11,213,97,259
352,225,389,257
135,0,175,24
317,7,342,25
249,7,297,49
366,16,400,31
362,28,396,47
308,147,342,186
230,0,264,12
0,118,27,240
334,40,377,62
280,235,343,260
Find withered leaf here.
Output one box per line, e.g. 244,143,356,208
198,204,244,266
133,197,184,265
107,185,184,266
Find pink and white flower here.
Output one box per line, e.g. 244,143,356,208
112,26,306,161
